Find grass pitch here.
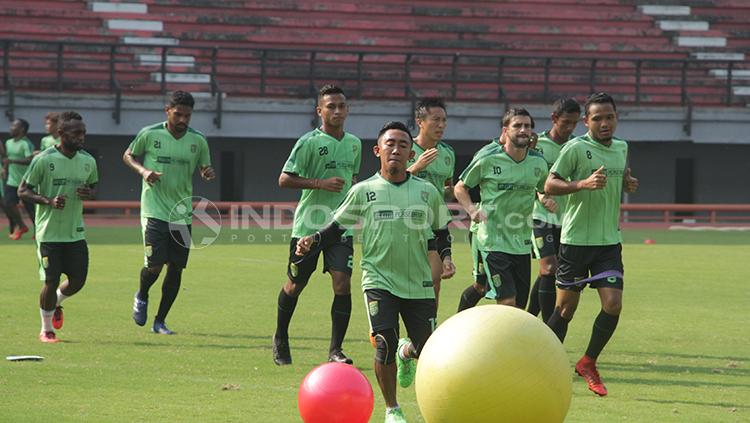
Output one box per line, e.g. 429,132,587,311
0,227,747,422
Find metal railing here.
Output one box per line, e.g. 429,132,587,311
74,201,750,227
1,39,746,127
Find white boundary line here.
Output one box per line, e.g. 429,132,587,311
668,226,750,231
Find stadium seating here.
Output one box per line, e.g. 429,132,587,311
0,0,747,105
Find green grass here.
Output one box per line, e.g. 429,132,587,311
0,227,748,422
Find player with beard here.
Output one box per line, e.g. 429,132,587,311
18,111,98,343
123,90,214,335
454,108,548,311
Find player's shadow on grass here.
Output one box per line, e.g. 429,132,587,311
93,339,286,350
633,398,747,410
616,350,749,363
127,341,253,350
189,332,331,343
603,362,750,377
614,376,750,389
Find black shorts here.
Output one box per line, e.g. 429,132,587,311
4,184,20,206
143,218,191,269
287,236,353,285
37,240,89,282
532,220,561,259
480,251,531,308
364,289,436,355
556,243,624,292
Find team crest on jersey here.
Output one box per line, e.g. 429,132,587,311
535,236,544,248
144,245,153,257
444,156,451,165
535,167,542,177
492,274,502,287
84,163,91,172
191,144,197,153
368,300,379,316
42,256,49,269
289,262,298,278
48,163,55,172
421,191,429,203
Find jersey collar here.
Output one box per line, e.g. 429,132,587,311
316,127,347,142
377,171,411,186
583,133,615,148
163,121,190,140
8,136,31,143
53,145,79,159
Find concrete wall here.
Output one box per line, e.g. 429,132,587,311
50,135,747,204
3,93,749,203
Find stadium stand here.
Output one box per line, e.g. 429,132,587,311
0,0,747,105
639,0,750,99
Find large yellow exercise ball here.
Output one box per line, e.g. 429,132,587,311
415,305,572,423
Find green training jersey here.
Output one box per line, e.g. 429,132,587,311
531,130,572,225
23,147,98,242
550,133,628,246
333,173,450,299
282,128,361,237
407,141,455,195
5,137,34,187
40,135,60,150
460,148,548,254
129,122,211,224
460,138,502,234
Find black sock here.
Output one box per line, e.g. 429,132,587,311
585,309,620,360
547,307,570,342
138,267,160,301
155,267,182,322
527,276,541,316
330,294,351,353
275,289,298,339
538,275,557,323
457,285,483,312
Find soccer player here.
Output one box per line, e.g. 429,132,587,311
273,85,362,366
406,98,456,309
454,108,548,311
0,141,9,234
296,121,451,423
455,139,500,312
39,112,61,151
455,119,543,312
3,118,35,240
18,111,98,343
544,92,639,396
527,98,581,322
123,90,214,335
